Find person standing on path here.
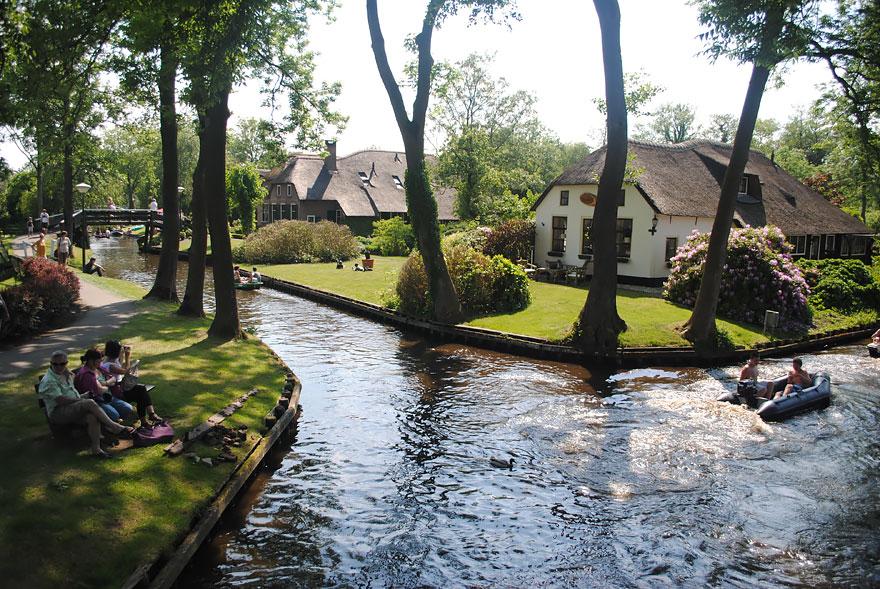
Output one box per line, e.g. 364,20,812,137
33,231,47,258
149,197,158,212
39,209,49,232
56,231,71,265
26,217,34,237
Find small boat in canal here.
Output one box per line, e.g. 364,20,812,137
235,281,263,290
868,343,879,358
717,372,831,421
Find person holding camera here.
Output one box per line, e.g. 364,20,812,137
74,348,133,422
102,340,163,425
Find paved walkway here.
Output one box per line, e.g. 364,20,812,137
0,236,139,381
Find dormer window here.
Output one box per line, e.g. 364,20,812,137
739,176,748,195
358,172,369,185
392,175,403,189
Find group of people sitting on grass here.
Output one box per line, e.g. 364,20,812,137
233,265,261,284
37,340,163,458
740,354,813,399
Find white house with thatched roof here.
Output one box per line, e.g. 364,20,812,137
259,141,457,235
532,139,874,286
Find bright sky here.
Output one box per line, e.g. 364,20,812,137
2,0,833,169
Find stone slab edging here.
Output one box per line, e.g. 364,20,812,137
259,275,878,367
121,368,303,589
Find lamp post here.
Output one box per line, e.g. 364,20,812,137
75,183,91,269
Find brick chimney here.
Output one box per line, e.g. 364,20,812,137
324,140,337,173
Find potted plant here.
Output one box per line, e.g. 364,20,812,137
362,249,374,270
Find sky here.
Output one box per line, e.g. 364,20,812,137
2,0,834,169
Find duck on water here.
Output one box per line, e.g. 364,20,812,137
719,355,831,421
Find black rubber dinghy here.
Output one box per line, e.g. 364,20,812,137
869,343,879,358
718,372,831,422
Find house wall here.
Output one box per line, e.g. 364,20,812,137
534,184,714,282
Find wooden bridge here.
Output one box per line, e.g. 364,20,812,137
45,208,169,233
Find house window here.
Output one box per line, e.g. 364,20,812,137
665,237,678,263
560,190,569,206
307,215,317,223
616,218,633,259
789,235,806,255
841,237,850,256
287,184,292,197
581,218,593,256
358,172,369,185
280,203,289,220
809,235,820,259
262,204,270,223
335,210,343,223
551,216,567,253
271,203,281,221
327,209,340,223
276,185,281,197
739,176,748,195
392,175,403,189
617,189,625,207
852,236,867,256
825,234,836,252
291,204,298,219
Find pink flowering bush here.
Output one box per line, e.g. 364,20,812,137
664,225,811,331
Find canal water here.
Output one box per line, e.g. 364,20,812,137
91,237,879,587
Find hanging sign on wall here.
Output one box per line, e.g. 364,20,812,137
580,192,597,206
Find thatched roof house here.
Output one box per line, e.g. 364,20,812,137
533,140,873,285
260,141,457,235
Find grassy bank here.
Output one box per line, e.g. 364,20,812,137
257,256,878,348
0,286,286,587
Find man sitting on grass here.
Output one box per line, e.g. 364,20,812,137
38,350,134,459
83,257,105,277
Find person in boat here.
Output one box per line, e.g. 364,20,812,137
739,353,771,397
250,267,261,283
102,340,162,426
872,328,880,344
39,350,135,458
233,265,243,283
83,256,105,277
778,357,812,398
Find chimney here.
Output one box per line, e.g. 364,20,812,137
324,140,337,173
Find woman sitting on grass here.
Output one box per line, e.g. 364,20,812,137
74,348,134,422
38,350,134,459
102,340,163,425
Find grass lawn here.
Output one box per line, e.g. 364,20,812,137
177,236,244,255
260,255,408,305
0,302,286,587
76,269,151,301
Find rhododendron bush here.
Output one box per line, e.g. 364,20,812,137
664,225,811,330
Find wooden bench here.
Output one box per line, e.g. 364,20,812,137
35,382,156,438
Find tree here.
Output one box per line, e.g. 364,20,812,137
226,163,267,234
366,0,517,323
577,0,628,358
227,117,287,168
683,0,818,352
642,102,699,143
704,113,739,143
100,123,160,209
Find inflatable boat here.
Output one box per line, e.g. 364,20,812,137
869,343,879,358
234,281,262,290
717,371,831,421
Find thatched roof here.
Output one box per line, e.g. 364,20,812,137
537,139,871,236
266,149,457,221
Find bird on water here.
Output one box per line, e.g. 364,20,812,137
490,457,514,469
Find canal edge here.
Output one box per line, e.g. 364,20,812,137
122,365,303,589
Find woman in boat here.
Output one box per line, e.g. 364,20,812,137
872,328,880,344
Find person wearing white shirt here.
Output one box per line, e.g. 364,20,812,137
149,198,158,212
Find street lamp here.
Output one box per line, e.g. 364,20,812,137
75,183,91,269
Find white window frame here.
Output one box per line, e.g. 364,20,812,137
852,236,867,256
825,234,835,252
287,184,292,197
276,185,281,197
307,214,317,223
392,175,403,189
790,235,806,255
560,190,569,206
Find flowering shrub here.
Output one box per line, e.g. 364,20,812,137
442,226,491,252
482,219,535,262
396,244,531,318
233,220,359,264
664,225,811,330
796,258,880,312
1,258,79,340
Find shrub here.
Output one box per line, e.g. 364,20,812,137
395,244,530,318
369,217,416,256
796,258,880,312
664,225,811,330
483,219,535,262
0,258,79,340
234,220,359,264
442,226,491,252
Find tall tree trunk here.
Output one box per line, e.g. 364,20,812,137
204,88,240,339
146,42,181,302
577,0,627,358
35,139,43,215
682,63,773,350
178,121,208,318
62,127,74,240
366,0,463,323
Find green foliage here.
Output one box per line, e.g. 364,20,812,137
227,117,288,168
638,102,699,143
0,257,79,340
665,225,812,330
796,258,880,312
482,218,534,262
369,217,416,256
225,163,267,234
593,71,664,117
396,243,530,318
233,220,358,264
